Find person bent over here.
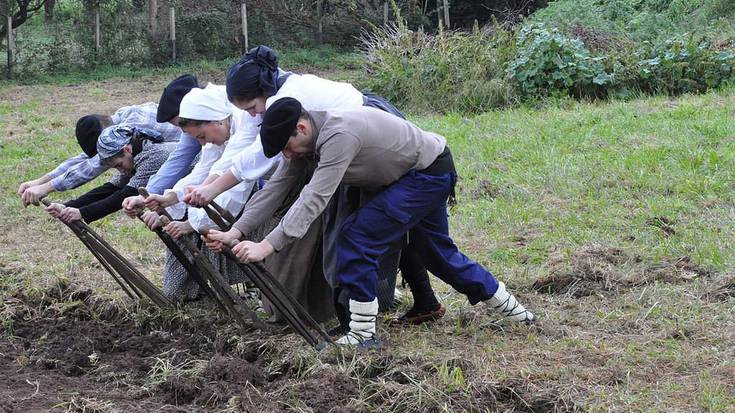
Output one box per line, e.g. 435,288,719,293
20,99,183,207
208,98,535,348
45,126,176,224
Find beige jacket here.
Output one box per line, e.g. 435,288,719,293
232,106,446,251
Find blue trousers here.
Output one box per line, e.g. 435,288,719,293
336,170,500,304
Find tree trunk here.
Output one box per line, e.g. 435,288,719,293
44,0,55,22
315,0,323,44
148,0,157,36
0,0,46,39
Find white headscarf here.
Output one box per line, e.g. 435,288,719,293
179,83,232,121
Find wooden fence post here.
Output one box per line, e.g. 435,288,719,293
383,2,389,25
316,0,323,43
241,2,248,51
443,0,450,29
169,6,176,62
436,0,441,28
94,9,100,54
6,15,12,80
148,0,158,36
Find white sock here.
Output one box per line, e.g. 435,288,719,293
486,282,535,323
336,298,378,345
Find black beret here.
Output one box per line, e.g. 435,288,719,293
261,97,302,158
156,74,199,123
75,115,104,157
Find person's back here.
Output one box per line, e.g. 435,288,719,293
46,127,180,224
112,102,181,142
269,73,364,111
312,107,446,188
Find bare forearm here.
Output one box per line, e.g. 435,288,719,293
160,191,181,206
201,173,220,186
210,169,239,194
35,175,53,185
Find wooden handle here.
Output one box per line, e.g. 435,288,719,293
138,187,150,198
210,201,237,224
138,186,174,221
40,198,62,211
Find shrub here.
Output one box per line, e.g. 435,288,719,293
530,0,735,44
634,35,735,94
508,24,613,98
361,22,518,113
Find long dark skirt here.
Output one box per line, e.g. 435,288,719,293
249,172,334,324
162,233,249,301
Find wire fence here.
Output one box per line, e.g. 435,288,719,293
1,0,475,80
2,1,259,79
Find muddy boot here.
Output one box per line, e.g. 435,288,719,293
485,282,535,324
336,299,381,349
389,303,446,326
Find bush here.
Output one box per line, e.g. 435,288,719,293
634,35,735,94
361,22,518,113
178,10,240,60
530,0,735,44
508,24,612,98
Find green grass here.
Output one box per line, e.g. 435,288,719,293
413,90,735,273
0,76,734,411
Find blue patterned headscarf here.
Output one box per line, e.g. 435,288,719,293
97,125,163,162
225,45,280,101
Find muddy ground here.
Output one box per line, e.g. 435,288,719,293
0,281,581,412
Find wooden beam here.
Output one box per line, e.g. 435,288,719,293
6,15,13,79
241,3,248,51
169,6,176,62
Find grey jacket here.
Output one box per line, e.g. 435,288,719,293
232,106,446,251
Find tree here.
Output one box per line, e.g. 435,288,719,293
0,0,46,39
44,0,54,22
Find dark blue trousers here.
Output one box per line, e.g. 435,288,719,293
336,170,500,304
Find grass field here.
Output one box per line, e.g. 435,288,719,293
0,74,734,412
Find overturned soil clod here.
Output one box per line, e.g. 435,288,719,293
533,247,630,297
533,247,709,297
705,275,735,301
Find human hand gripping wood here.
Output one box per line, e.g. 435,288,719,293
18,178,42,195
231,239,275,263
59,207,82,223
21,183,53,207
122,195,145,218
183,184,217,207
140,210,163,230
163,220,193,240
138,187,176,220
200,227,275,262
202,228,242,252
44,202,64,219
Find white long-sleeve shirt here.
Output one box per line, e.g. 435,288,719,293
165,105,264,231
230,73,364,181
